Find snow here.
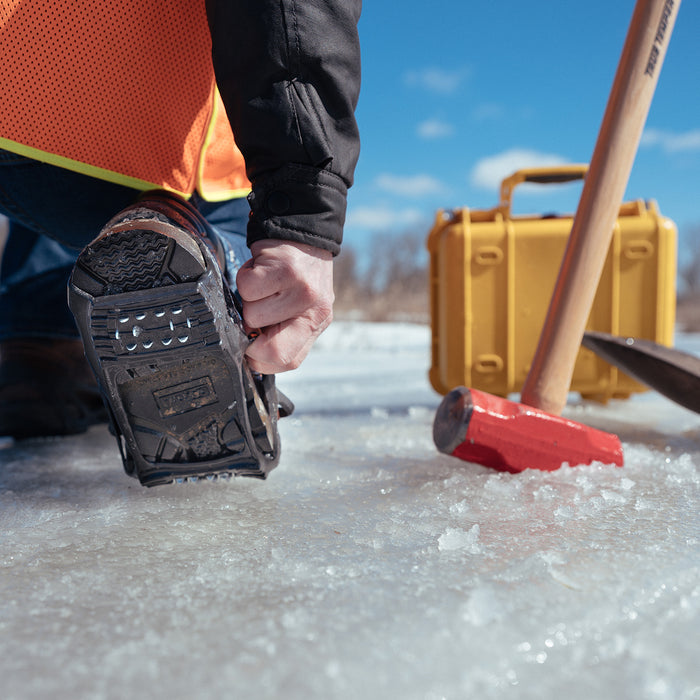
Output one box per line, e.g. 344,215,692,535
1,321,698,700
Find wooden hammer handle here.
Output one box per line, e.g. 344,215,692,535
520,0,681,415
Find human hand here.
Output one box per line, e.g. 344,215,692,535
236,239,334,374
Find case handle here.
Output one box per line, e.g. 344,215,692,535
498,164,588,216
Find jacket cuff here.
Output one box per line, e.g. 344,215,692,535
246,163,347,256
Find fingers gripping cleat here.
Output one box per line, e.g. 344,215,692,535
68,191,289,486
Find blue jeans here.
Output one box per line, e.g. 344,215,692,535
0,150,250,340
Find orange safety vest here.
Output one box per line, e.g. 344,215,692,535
0,0,250,201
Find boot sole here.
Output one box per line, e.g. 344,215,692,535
68,224,279,486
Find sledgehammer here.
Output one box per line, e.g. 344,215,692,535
434,387,623,472
434,0,680,472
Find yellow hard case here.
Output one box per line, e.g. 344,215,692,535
427,165,677,402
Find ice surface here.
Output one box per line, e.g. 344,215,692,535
0,322,698,700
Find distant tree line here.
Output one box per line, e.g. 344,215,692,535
333,221,700,329
676,223,700,331
333,228,429,322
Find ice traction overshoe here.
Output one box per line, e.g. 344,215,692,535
68,191,288,487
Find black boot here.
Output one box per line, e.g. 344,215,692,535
0,338,107,439
68,191,289,486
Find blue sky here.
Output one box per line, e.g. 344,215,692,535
346,0,700,265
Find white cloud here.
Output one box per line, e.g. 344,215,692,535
345,205,425,231
471,103,505,122
375,173,447,197
470,148,569,191
404,67,469,94
417,119,455,140
641,127,700,153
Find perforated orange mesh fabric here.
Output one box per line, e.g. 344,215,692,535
0,0,249,198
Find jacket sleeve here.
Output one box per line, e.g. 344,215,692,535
205,0,361,256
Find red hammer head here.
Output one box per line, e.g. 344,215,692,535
433,387,623,473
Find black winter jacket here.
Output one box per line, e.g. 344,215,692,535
206,0,361,256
